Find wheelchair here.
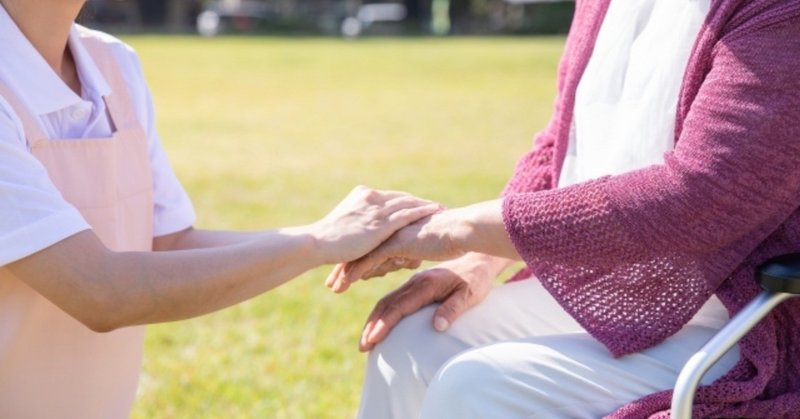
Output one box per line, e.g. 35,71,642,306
671,254,800,418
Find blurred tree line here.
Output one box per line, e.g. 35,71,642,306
82,0,574,35
82,0,201,31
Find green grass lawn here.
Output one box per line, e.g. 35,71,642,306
125,36,564,419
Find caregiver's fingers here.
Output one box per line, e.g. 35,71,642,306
377,195,440,220
385,206,438,232
361,187,430,205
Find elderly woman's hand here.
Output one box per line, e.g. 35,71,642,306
357,253,515,352
325,199,520,293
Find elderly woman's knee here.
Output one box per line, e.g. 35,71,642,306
364,306,449,383
423,350,508,411
421,341,564,418
369,307,433,360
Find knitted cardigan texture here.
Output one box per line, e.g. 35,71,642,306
501,0,800,417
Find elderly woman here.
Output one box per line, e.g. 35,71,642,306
328,0,800,417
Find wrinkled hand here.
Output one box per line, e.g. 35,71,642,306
357,253,513,352
325,207,471,293
311,186,443,264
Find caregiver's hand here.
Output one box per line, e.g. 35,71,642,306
357,253,515,352
309,186,443,264
326,199,521,293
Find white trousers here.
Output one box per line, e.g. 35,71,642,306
357,279,739,419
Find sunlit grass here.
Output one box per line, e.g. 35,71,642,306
125,36,563,418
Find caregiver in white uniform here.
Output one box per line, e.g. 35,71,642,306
0,1,440,417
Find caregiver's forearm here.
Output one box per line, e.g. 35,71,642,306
153,227,276,251
8,228,324,333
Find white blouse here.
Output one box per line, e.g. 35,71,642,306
0,6,195,266
558,0,711,187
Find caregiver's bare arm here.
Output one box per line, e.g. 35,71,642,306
152,190,427,252
152,228,273,251
7,187,441,333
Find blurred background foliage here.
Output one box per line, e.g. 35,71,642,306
121,35,565,418
81,0,574,36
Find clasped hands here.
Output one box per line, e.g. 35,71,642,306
322,187,519,352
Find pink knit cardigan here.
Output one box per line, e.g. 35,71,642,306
501,0,800,417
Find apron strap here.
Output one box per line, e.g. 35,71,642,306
78,34,142,133
0,82,49,148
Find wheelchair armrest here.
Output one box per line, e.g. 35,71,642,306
671,254,800,418
758,253,800,294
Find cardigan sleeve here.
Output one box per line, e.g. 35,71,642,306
503,18,800,357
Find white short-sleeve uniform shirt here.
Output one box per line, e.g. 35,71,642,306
0,6,195,267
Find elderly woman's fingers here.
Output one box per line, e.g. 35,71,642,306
430,283,470,332
334,243,398,293
362,257,422,280
324,263,345,288
359,271,450,352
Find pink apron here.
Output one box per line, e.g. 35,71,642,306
0,33,154,418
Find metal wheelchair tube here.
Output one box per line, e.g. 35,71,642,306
670,291,792,419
